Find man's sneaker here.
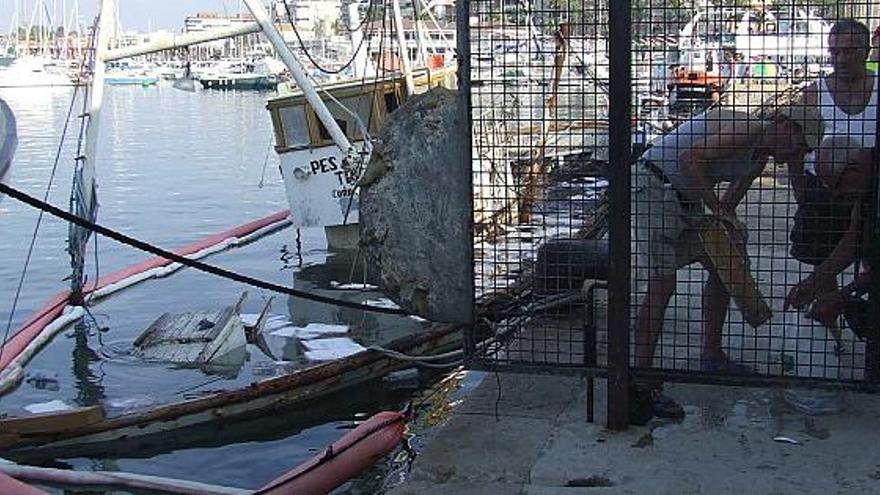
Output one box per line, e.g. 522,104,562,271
651,391,684,421
628,382,685,425
628,382,655,426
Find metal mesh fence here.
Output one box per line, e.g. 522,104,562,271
464,0,880,388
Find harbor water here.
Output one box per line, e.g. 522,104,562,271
0,83,431,491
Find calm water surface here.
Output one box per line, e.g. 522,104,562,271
0,84,429,492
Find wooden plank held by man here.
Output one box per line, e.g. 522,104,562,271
699,220,773,328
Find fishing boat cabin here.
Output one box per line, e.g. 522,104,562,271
266,68,456,248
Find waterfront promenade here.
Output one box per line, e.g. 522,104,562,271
392,373,880,494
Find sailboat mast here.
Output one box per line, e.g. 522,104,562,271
68,0,114,302
348,2,369,78
411,0,428,67
391,0,414,95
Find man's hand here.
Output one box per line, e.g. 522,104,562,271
807,290,848,328
784,272,834,311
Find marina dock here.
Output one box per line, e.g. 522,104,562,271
392,373,880,494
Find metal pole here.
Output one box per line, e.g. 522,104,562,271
411,0,428,67
241,0,352,155
102,23,262,61
391,0,415,95
867,60,880,385
348,2,368,78
607,0,632,431
456,0,475,332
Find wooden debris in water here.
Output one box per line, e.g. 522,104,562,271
132,292,248,365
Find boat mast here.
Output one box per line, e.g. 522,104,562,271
391,0,415,95
348,2,368,78
411,0,428,67
68,0,114,303
241,0,353,155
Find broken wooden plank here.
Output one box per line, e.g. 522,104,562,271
699,222,773,328
133,293,248,365
0,406,104,436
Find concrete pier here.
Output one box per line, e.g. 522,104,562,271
392,373,880,494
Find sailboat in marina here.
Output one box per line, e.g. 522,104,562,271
0,0,80,87
0,54,75,87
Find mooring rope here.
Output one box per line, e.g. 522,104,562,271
0,182,412,317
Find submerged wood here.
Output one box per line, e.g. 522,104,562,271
133,293,248,364
0,324,461,455
0,406,103,437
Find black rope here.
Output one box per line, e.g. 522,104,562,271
283,1,369,75
0,84,81,363
0,182,411,317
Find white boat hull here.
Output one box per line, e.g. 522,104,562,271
278,144,364,230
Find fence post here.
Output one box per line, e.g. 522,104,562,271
868,64,880,385
457,0,477,357
607,0,633,430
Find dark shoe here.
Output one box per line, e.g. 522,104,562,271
628,382,684,425
651,391,684,421
628,382,655,426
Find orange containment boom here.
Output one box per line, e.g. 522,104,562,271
0,471,48,495
258,411,406,495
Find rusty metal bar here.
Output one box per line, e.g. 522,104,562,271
457,0,475,331
868,70,880,384
607,0,633,431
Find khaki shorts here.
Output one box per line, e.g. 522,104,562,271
631,161,707,278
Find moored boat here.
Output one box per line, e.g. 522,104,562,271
199,72,277,90
0,324,460,457
198,59,282,91
266,67,456,249
0,56,74,88
104,73,160,86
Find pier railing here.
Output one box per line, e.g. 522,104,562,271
461,0,880,427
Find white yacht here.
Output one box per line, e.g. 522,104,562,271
0,56,74,88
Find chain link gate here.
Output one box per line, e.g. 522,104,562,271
460,0,880,422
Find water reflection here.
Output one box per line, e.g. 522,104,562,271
71,322,106,407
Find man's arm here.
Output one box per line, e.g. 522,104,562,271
720,147,770,212
679,120,762,216
785,202,862,309
809,269,871,327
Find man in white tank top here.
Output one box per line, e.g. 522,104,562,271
786,19,877,316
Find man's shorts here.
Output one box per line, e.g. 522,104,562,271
632,160,707,278
789,173,856,266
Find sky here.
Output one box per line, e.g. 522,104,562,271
1,1,253,33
